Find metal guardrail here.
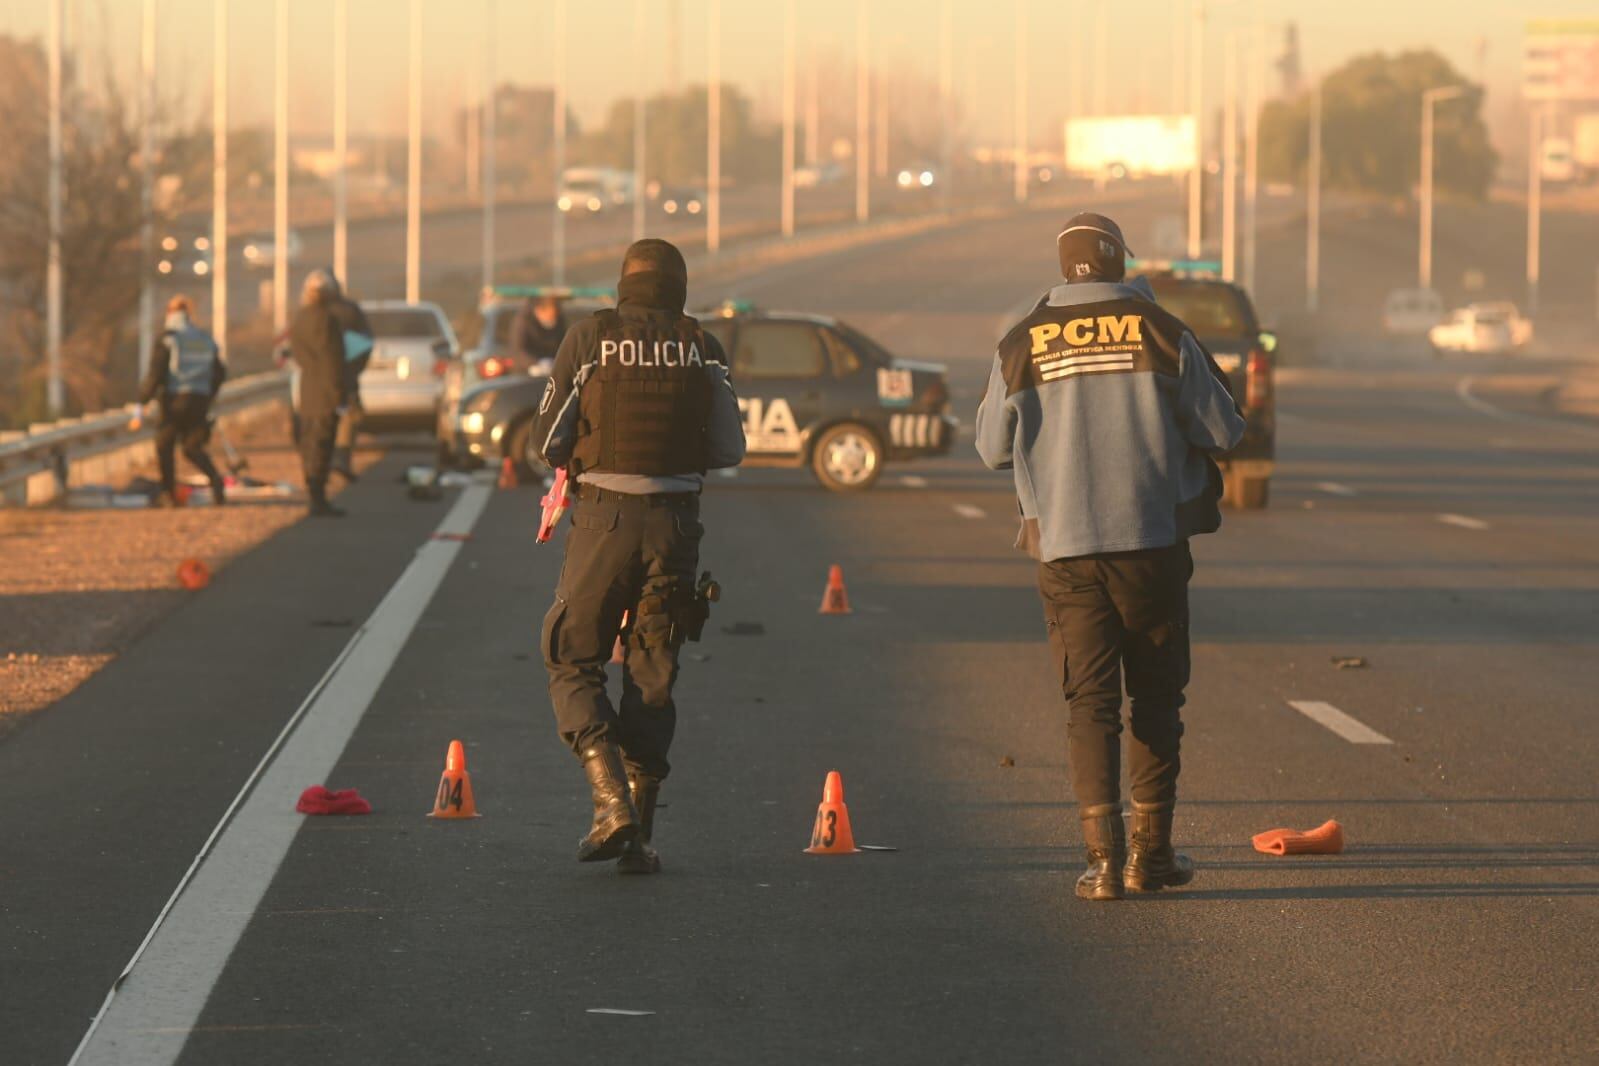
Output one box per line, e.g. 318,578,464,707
0,371,290,504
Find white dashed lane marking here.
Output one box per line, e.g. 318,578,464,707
952,504,985,520
1288,700,1394,745
1437,513,1489,531
899,475,928,488
1315,482,1357,497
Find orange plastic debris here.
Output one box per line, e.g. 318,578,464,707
1252,819,1344,855
176,557,210,590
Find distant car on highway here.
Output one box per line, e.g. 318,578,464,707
1429,302,1533,356
1382,288,1445,335
896,164,939,190
793,162,844,188
156,231,213,278
557,167,634,215
240,230,303,271
699,302,956,491
1138,260,1276,510
438,286,614,474
653,185,705,217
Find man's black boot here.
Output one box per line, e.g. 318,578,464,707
1075,804,1126,902
577,744,639,862
616,774,661,875
307,483,345,518
1124,802,1196,892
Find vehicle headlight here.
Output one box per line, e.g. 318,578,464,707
557,195,572,211
461,411,485,435
587,196,603,212
194,261,210,275
896,170,913,187
663,200,678,214
687,200,702,214
919,170,934,187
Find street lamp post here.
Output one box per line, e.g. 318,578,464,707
333,0,349,286
1306,80,1321,313
1014,0,1028,204
1187,0,1204,259
273,0,288,333
212,0,228,362
781,0,796,238
406,0,422,304
139,0,157,385
632,0,646,243
553,0,567,282
1419,85,1465,291
707,0,720,253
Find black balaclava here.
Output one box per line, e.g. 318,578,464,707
617,238,689,313
1057,212,1134,284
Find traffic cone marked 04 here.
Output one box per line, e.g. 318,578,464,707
818,564,852,615
428,739,480,818
804,771,860,854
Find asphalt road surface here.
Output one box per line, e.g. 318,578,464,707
6,204,1597,1065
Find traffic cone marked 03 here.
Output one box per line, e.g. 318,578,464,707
428,739,480,818
176,557,211,590
818,564,852,615
498,456,518,489
804,771,860,854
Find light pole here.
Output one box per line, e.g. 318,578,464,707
406,0,422,304
1527,104,1543,316
482,0,497,292
855,0,869,223
139,0,156,385
1014,0,1028,204
781,0,796,238
212,0,228,362
1306,80,1321,313
1242,5,1263,295
333,0,348,285
940,0,953,214
1419,84,1465,290
47,0,63,415
1221,31,1238,280
707,0,720,253
1187,0,1204,259
273,0,288,333
552,0,567,282
632,0,646,243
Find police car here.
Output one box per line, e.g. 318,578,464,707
440,294,956,491
697,302,955,490
1135,259,1277,509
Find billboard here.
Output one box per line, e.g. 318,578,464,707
1524,19,1599,101
1064,116,1197,177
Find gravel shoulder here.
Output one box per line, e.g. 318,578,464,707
0,419,381,733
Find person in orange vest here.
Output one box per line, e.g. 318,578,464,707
138,295,227,507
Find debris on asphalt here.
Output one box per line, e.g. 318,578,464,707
1251,819,1345,855
585,1009,656,1017
1331,656,1369,669
295,785,373,815
858,844,899,852
721,621,765,636
998,755,1016,767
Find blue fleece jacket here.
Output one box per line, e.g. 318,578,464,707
975,280,1246,561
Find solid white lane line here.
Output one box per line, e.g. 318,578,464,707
953,504,985,519
1315,481,1357,497
1437,513,1490,531
899,475,928,488
70,484,495,1066
1288,700,1394,745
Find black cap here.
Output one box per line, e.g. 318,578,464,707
1057,212,1134,282
621,238,688,283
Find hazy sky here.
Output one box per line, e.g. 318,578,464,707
1,0,1591,156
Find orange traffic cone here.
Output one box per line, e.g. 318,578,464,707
610,611,629,664
428,739,480,819
498,456,518,489
818,564,852,615
804,771,860,854
176,557,210,590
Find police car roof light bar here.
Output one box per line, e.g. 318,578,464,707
488,284,617,302
1127,257,1223,277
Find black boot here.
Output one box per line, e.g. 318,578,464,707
1124,802,1196,892
1075,804,1126,902
576,744,639,862
307,482,345,518
616,774,661,875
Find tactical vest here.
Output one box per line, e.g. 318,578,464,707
569,309,712,477
996,296,1187,399
164,325,217,397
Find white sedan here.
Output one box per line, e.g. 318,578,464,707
1429,303,1534,356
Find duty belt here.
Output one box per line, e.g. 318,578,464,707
573,482,699,506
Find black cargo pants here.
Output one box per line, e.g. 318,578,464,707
1039,541,1193,811
298,408,339,496
155,395,224,497
541,486,704,782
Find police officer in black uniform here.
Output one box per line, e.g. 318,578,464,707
288,269,350,517
531,238,745,874
139,295,228,508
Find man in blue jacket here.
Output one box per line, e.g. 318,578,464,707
976,213,1246,902
139,295,228,508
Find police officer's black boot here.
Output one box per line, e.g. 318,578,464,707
307,481,345,518
1123,801,1195,892
616,774,661,875
577,744,639,862
1075,804,1126,902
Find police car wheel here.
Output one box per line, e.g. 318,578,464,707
810,423,883,492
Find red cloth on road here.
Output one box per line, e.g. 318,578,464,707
296,785,372,815
1252,819,1344,855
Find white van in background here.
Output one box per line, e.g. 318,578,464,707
556,167,636,214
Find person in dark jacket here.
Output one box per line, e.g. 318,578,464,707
138,295,227,507
531,238,745,875
976,212,1245,903
327,280,373,483
511,294,567,371
288,269,349,517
